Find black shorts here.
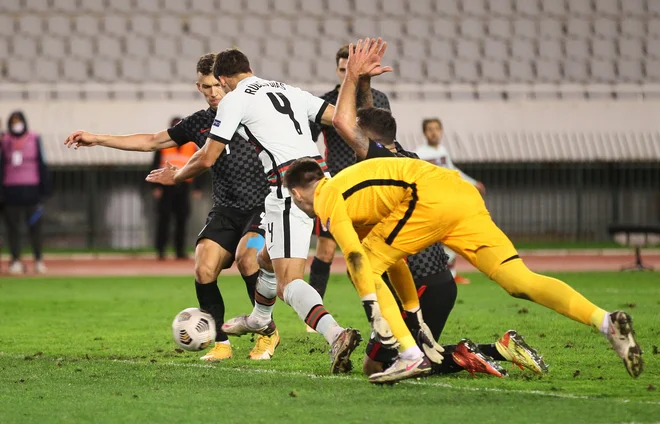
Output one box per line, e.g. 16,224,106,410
197,204,265,255
365,269,456,367
314,216,333,240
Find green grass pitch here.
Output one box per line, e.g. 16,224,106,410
1,272,659,423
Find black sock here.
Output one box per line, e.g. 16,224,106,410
241,271,259,307
309,257,331,299
417,270,457,341
195,280,228,342
477,343,506,361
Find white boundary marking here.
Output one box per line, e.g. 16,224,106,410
3,352,658,406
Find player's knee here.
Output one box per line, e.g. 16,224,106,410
362,356,384,376
257,249,274,273
235,249,258,276
194,260,219,284
493,262,537,301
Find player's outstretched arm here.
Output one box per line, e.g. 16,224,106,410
64,129,177,152
146,137,224,185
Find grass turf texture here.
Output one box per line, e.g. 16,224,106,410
0,272,658,424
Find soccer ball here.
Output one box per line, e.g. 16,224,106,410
171,308,216,351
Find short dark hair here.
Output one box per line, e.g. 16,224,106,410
196,53,216,76
213,48,251,78
422,118,443,133
284,158,324,190
336,44,349,66
356,107,397,143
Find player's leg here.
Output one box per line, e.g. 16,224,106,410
25,204,45,273
444,247,470,284
309,219,336,299
155,188,172,260
235,228,281,360
4,205,24,273
173,185,190,260
446,216,643,377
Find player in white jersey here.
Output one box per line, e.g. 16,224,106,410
414,118,486,284
146,48,361,373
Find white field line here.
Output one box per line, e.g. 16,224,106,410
3,352,658,406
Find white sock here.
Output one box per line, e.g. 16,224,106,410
360,293,377,302
247,270,277,328
283,279,344,345
218,340,230,345
600,312,612,336
400,345,423,360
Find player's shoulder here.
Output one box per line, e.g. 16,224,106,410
320,86,340,101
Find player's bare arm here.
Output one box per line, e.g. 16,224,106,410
146,137,225,185
64,129,177,152
333,38,393,160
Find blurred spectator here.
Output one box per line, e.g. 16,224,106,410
0,111,51,274
151,116,202,260
415,118,485,285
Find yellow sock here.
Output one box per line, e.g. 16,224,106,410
490,259,605,327
386,259,420,312
374,276,416,350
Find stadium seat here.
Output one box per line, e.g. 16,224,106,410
11,36,38,59
126,35,151,58
513,0,541,17
481,59,508,82
0,15,15,37
187,16,213,38
488,0,513,15
619,38,645,60
41,36,69,61
511,38,535,60
75,16,101,37
190,0,215,12
7,58,33,82
508,59,534,82
649,0,660,14
379,18,405,39
180,36,206,59
536,58,563,82
70,37,94,60
354,0,379,16
157,16,183,37
146,58,174,82
51,0,78,12
648,19,660,37
592,38,617,60
566,0,593,16
538,19,563,39
120,58,146,82
291,39,317,60
260,58,287,82
565,38,590,60
288,60,315,83
621,0,645,16
234,37,261,60
322,18,350,39
174,59,195,81
263,38,289,60
34,58,59,83
646,59,660,80
381,0,407,17
242,17,266,39
352,18,379,38
46,15,71,37
398,58,425,82
78,0,105,12
97,35,122,60
512,18,537,39
454,59,480,81
434,0,461,16
483,38,508,60
299,0,325,17
272,0,298,16
313,58,338,83
269,18,295,39
401,38,428,59
487,17,512,39
163,0,189,13
403,18,432,39
431,17,457,39
0,37,8,58
216,16,240,38
91,58,119,83
595,0,620,17
541,1,565,17
106,0,133,12
17,15,43,37
564,60,589,82
456,39,481,59
425,59,453,82
130,16,156,37
590,58,617,82
538,39,563,60
326,0,352,17
460,18,486,40
295,18,320,38
593,17,619,39
620,18,646,38
62,58,88,82
618,59,644,82
153,37,177,59
565,18,591,39
103,15,129,37
427,38,454,59
462,0,488,17
648,37,660,58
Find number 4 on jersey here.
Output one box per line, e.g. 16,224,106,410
267,92,303,135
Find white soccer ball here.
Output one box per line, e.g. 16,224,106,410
172,308,216,351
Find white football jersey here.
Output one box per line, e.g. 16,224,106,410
209,76,330,196
415,143,477,185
